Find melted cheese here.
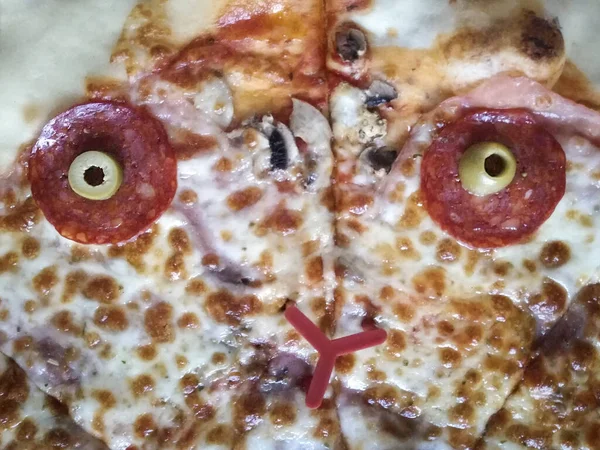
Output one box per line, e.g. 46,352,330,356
0,0,138,172
0,354,107,449
0,1,335,448
331,76,600,449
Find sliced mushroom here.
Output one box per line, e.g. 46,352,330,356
359,146,398,175
290,98,333,189
336,27,367,62
365,80,398,108
248,116,299,175
290,99,332,152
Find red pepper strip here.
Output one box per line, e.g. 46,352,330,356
284,306,388,409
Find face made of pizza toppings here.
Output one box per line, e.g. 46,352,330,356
2,0,600,450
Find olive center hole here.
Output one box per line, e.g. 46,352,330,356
484,154,506,178
84,166,105,187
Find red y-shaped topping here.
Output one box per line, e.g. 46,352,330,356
284,306,387,409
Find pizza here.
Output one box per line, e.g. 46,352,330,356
1,0,600,449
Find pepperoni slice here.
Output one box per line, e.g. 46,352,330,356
29,101,177,244
420,109,566,249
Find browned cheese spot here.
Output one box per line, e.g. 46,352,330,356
464,250,481,276
211,352,226,365
269,402,297,427
93,390,116,409
179,189,198,206
400,157,416,177
447,427,477,449
311,296,327,319
84,331,101,350
302,240,320,257
439,347,462,368
32,266,58,296
396,237,420,260
0,362,29,429
233,392,266,433
0,197,41,232
165,252,187,281
180,373,215,421
134,413,157,439
366,365,387,382
314,415,339,439
94,306,129,332
145,302,175,343
24,299,37,314
335,354,356,375
346,218,367,234
130,374,155,398
62,270,87,303
529,278,567,320
214,157,233,172
449,401,475,427
539,240,571,269
339,191,374,216
386,330,407,358
0,252,18,274
201,253,219,269
176,354,188,369
21,237,40,260
205,290,262,325
172,131,218,161
177,312,200,329
437,320,455,338
380,285,396,301
108,226,157,273
452,322,484,351
185,278,207,296
85,75,126,101
393,303,415,322
506,424,552,449
364,385,404,410
412,267,446,297
305,256,324,283
82,275,120,303
22,103,40,123
388,182,406,203
70,245,91,263
484,354,520,377
493,261,513,277
168,228,191,254
419,231,437,246
226,186,263,211
397,191,424,229
206,424,231,445
436,239,461,263
137,344,157,361
259,205,304,235
44,429,73,449
51,310,81,335
320,186,336,212
523,259,537,273
16,417,38,441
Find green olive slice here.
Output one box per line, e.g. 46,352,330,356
68,151,123,200
459,142,517,196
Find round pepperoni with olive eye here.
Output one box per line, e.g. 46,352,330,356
421,109,566,249
29,101,177,244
